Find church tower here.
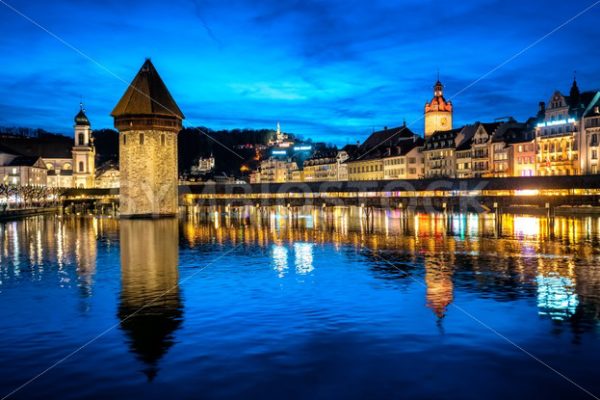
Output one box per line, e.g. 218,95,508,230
72,104,96,188
111,59,184,218
424,79,453,137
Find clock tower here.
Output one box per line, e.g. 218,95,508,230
424,79,453,137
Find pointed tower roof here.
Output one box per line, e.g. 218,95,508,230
112,59,184,119
112,59,184,132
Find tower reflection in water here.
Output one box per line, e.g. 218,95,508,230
118,219,183,381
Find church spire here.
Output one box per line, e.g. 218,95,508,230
570,71,581,108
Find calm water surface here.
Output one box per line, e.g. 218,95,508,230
1,207,600,399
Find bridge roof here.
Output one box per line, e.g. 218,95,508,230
182,175,600,195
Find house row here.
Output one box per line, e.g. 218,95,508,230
250,78,600,183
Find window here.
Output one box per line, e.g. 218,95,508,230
140,133,144,145
161,134,166,146
123,134,127,145
593,150,598,160
78,133,85,145
79,161,84,172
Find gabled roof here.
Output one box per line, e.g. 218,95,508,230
491,122,531,144
7,156,44,167
382,137,424,159
583,92,600,117
361,125,417,150
423,127,462,150
111,59,184,119
456,125,480,152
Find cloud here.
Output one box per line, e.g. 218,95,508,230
0,0,599,144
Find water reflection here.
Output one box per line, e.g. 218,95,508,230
118,219,183,381
183,206,600,332
0,216,118,300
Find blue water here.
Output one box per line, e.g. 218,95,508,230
1,209,600,399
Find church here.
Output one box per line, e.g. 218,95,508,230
44,105,96,188
0,105,97,189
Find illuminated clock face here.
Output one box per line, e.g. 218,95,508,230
441,117,448,127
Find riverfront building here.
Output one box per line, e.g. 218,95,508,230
112,59,183,217
250,158,300,183
534,79,598,176
347,125,420,181
422,128,464,178
0,107,96,188
0,149,47,187
382,138,425,180
303,148,352,182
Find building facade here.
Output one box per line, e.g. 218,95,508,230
303,150,350,182
95,162,120,189
251,158,300,183
0,156,47,187
423,128,464,178
347,158,384,181
112,59,183,217
382,140,425,180
510,139,536,177
535,80,588,176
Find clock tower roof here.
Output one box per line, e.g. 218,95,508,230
425,79,453,113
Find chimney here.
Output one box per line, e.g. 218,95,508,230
384,126,388,131
538,102,545,114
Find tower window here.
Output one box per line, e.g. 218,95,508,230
140,133,144,145
161,134,166,146
123,134,127,145
79,161,84,172
78,133,85,146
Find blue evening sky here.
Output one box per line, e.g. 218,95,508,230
0,0,599,145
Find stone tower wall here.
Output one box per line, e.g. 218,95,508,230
119,129,178,217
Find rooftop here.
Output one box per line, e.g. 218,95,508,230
111,59,184,120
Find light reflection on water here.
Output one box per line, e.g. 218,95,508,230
0,208,600,399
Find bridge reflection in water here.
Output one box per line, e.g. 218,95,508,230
183,206,600,328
